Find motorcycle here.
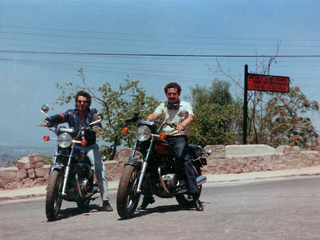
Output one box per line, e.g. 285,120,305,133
39,104,103,221
116,110,211,219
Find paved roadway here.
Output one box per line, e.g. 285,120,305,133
1,175,320,240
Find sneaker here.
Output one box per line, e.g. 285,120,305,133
195,199,204,211
102,201,113,212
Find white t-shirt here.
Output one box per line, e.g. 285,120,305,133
154,100,194,136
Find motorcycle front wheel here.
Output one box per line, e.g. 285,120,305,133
175,166,202,208
45,170,63,221
116,164,141,219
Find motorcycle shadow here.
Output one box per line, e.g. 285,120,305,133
118,204,194,221
50,204,102,221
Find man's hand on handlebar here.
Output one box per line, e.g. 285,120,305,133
92,126,102,133
165,122,184,132
176,124,185,132
40,120,49,127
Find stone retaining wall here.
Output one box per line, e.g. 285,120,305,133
202,145,320,175
1,145,320,190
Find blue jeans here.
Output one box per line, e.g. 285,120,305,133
167,135,198,196
81,143,110,201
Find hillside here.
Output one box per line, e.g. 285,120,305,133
0,145,54,167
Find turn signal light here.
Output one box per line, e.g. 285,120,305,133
81,140,87,146
122,127,129,134
43,135,50,141
159,133,166,140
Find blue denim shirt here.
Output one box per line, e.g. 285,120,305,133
46,108,101,146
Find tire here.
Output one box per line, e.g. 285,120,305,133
175,166,202,208
116,164,141,219
45,170,63,221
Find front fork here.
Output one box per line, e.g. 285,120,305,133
132,137,154,193
61,146,75,196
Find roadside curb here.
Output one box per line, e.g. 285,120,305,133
0,194,46,202
1,166,320,202
0,183,120,202
207,173,320,183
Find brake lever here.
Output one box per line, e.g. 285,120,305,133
171,122,177,128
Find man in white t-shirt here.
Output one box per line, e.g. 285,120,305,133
137,82,203,211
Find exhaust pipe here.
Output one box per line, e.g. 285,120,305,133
75,176,83,198
177,175,207,194
196,175,207,187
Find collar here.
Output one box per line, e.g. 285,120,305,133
165,99,181,110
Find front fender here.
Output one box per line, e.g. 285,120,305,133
49,163,64,175
125,157,140,167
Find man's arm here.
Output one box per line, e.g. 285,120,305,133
177,114,195,132
146,112,160,121
91,117,102,133
42,114,65,127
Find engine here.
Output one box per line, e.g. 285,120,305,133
162,173,178,189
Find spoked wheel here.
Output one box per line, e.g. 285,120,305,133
117,164,141,219
175,166,202,208
45,170,63,221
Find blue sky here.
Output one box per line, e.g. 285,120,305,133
1,0,320,147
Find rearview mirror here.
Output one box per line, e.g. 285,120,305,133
94,113,103,121
178,110,189,120
41,104,50,114
40,104,51,119
89,113,104,125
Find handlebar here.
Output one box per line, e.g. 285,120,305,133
38,121,100,137
122,113,178,133
122,112,140,124
167,122,177,128
59,128,75,133
156,121,177,132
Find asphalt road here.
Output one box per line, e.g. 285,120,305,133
1,176,320,240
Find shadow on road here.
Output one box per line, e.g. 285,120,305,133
47,203,103,221
118,203,200,221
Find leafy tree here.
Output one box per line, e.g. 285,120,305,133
213,45,320,148
186,79,242,146
55,69,160,159
186,77,319,149
43,155,53,165
228,84,319,149
260,86,319,148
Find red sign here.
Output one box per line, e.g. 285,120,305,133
247,74,290,92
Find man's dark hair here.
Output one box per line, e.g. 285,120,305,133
75,90,92,108
164,82,182,95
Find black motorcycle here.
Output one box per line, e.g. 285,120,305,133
39,104,103,221
116,110,211,219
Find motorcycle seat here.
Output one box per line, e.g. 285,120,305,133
188,144,203,158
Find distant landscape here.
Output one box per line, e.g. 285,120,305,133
0,145,55,167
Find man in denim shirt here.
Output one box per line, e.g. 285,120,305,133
43,91,113,212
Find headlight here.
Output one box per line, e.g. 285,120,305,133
135,126,151,141
57,133,73,148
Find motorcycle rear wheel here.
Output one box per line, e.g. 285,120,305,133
117,164,141,219
175,166,202,208
45,170,63,221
